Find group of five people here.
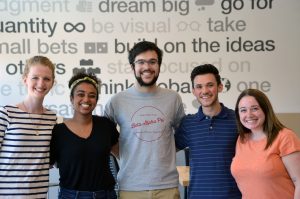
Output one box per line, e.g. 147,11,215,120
0,41,299,199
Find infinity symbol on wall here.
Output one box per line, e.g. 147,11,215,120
64,22,86,32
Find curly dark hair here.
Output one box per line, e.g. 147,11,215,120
68,71,101,101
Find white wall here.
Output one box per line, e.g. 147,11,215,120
1,0,299,116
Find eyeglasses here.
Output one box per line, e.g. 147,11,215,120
134,59,158,67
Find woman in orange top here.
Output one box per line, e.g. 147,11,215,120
231,89,300,199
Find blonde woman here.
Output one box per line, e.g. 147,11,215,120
0,56,57,198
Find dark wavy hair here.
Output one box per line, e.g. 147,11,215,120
128,41,163,67
235,89,285,149
190,64,221,88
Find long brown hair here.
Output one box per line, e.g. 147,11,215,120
235,89,285,149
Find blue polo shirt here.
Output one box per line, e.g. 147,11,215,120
175,104,241,199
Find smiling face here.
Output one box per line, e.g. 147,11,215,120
71,82,97,115
192,73,223,109
132,50,160,87
238,96,266,133
23,64,54,100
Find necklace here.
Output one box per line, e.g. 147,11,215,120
22,101,44,136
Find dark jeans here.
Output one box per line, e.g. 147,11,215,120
58,187,117,199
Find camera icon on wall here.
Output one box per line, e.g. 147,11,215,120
73,59,101,74
84,42,108,54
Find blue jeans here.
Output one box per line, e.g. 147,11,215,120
58,187,117,199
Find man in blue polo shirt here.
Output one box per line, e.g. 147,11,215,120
175,64,241,199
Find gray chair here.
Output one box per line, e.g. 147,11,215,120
109,155,120,196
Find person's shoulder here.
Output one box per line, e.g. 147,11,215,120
52,122,66,132
177,114,199,129
109,88,131,100
0,105,22,118
221,104,235,117
278,128,299,139
222,104,234,112
43,109,57,122
227,108,235,116
54,121,67,127
44,108,57,115
93,115,105,120
0,105,8,112
0,105,9,118
270,128,300,147
93,115,117,129
158,87,181,98
182,113,197,122
275,128,300,153
1,105,18,111
159,87,177,93
186,113,197,118
93,115,113,123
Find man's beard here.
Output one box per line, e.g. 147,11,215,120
135,74,159,87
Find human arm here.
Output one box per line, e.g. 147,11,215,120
111,142,119,159
174,116,188,151
172,93,187,151
49,124,59,167
104,98,120,159
108,116,120,159
173,93,186,130
282,151,300,199
103,98,116,123
0,106,9,149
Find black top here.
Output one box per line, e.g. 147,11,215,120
50,116,119,191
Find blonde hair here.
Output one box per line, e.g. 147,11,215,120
22,56,55,79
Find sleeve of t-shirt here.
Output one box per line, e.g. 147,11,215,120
104,98,117,125
278,128,300,157
107,118,119,146
173,94,186,130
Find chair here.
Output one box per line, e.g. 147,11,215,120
184,147,189,166
184,147,189,199
109,155,120,193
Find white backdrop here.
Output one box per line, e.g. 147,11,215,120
1,0,300,117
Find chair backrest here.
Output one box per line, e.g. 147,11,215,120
184,147,190,166
109,154,120,191
110,155,119,175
